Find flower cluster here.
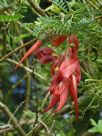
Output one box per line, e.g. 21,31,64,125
16,34,81,119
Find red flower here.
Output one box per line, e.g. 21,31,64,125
44,34,81,119
44,57,80,119
34,47,57,64
52,35,67,46
34,47,56,64
16,33,81,119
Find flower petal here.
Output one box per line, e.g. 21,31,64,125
34,47,57,64
55,79,68,95
16,40,42,69
69,75,78,119
55,88,68,112
40,47,54,55
60,58,78,78
52,35,67,46
49,72,62,94
68,34,79,50
43,93,60,112
75,62,81,83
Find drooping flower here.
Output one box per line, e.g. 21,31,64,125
44,58,80,119
34,47,57,64
44,34,81,119
16,33,81,119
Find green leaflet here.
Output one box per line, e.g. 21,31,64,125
0,14,23,22
52,0,68,13
88,119,102,134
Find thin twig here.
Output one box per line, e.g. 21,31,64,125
7,58,46,81
41,92,50,109
0,39,36,62
27,0,47,16
25,114,52,136
2,30,7,55
95,15,102,19
24,68,31,110
15,25,32,111
8,101,25,124
97,0,102,6
37,119,50,136
0,6,12,13
85,0,99,9
69,116,75,135
31,67,39,136
5,75,27,101
0,124,12,134
32,85,38,128
49,120,55,135
0,101,26,136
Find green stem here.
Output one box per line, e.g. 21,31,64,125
24,60,31,111
0,39,36,62
2,30,6,55
5,75,27,102
27,0,47,16
7,58,47,81
0,102,26,136
15,25,31,111
85,0,99,9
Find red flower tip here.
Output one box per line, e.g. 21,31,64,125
55,88,68,112
69,75,79,119
43,93,60,113
16,40,42,69
68,34,79,48
52,35,67,46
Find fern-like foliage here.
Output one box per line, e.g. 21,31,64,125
83,79,102,102
51,0,69,13
0,14,23,22
33,16,70,40
21,0,102,42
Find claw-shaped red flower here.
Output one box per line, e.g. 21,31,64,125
16,33,81,119
44,34,81,119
